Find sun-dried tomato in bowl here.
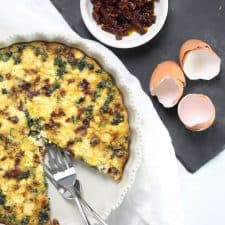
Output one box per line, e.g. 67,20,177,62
91,0,158,40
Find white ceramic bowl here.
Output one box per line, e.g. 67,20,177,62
80,0,169,49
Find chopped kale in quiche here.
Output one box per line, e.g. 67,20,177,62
0,42,130,224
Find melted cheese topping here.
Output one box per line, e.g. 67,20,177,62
0,42,130,225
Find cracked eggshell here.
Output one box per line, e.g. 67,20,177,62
178,94,216,131
179,39,221,80
149,60,186,108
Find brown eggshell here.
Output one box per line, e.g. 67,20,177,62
150,60,186,93
179,39,211,67
178,94,216,131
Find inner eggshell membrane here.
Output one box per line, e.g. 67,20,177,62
183,49,221,80
178,94,215,129
152,77,181,108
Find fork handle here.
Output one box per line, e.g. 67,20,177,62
69,188,92,225
80,198,108,225
75,197,92,225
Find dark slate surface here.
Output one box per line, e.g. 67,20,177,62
51,0,225,173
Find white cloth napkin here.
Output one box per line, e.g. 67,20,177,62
0,1,184,225
0,0,78,40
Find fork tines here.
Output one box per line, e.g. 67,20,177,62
45,145,74,172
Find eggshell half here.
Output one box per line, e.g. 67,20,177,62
150,61,186,108
178,94,216,131
179,39,221,80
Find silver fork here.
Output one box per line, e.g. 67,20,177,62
44,146,91,225
44,166,107,225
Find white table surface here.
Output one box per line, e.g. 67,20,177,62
178,150,225,225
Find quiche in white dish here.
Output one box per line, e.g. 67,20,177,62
0,41,130,225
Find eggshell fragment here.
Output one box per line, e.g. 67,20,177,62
179,39,221,80
150,61,186,108
178,94,216,131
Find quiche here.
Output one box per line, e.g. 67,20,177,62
0,42,130,225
